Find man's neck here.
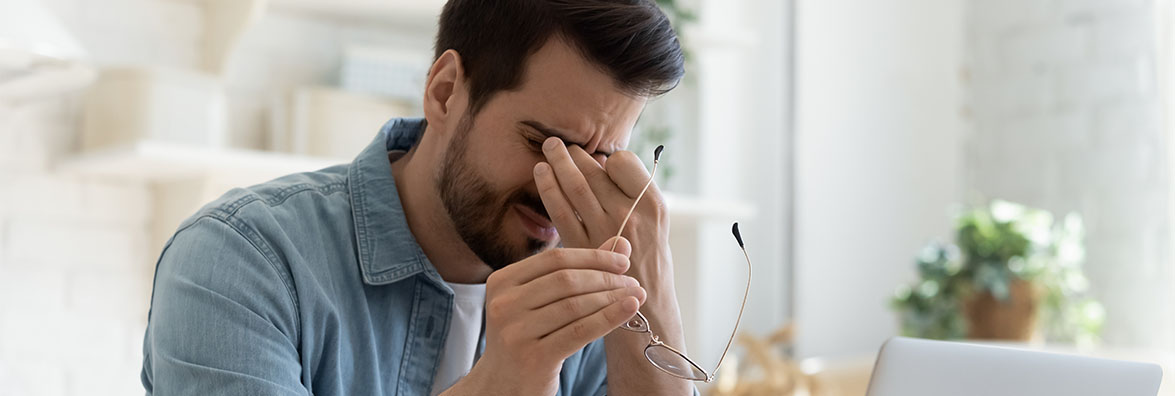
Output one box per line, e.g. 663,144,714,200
389,150,493,284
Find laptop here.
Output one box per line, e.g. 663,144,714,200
866,337,1163,396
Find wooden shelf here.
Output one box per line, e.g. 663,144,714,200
56,141,349,183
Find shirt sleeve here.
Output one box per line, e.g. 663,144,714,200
141,216,306,395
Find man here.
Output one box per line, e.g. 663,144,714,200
141,0,694,394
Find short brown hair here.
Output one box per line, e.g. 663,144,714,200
435,0,685,114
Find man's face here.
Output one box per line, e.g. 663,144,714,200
436,37,646,270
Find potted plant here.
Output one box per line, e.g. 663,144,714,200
891,200,1105,345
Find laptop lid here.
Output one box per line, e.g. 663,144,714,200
866,337,1163,396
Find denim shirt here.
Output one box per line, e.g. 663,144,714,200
141,118,613,395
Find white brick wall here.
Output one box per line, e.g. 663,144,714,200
0,1,198,394
0,99,155,396
1,2,438,394
0,101,156,396
964,0,1170,348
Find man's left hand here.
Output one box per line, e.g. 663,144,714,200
533,136,694,394
532,136,671,290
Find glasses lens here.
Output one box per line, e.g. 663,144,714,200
620,311,650,333
644,344,708,381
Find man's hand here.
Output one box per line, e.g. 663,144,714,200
533,136,694,395
442,237,646,396
532,137,671,289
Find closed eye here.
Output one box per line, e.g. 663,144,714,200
523,134,545,152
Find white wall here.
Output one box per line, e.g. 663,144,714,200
793,0,965,358
0,1,200,394
666,0,792,368
0,96,155,396
1165,0,1175,356
965,0,1170,349
0,1,424,395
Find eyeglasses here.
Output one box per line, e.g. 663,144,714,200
608,145,751,383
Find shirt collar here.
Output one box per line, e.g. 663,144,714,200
348,117,446,286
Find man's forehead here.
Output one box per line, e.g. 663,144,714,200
509,38,643,147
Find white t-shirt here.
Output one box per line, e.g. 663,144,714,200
430,282,487,396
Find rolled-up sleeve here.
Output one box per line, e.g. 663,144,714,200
142,216,305,395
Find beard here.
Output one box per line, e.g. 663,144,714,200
437,113,551,271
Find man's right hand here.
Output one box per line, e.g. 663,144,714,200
442,236,646,396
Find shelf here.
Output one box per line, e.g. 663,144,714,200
56,141,349,183
57,141,754,219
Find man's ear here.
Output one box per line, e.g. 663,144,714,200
423,49,466,131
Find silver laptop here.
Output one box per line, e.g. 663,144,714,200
866,337,1163,396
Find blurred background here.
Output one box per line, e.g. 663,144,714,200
0,0,1172,395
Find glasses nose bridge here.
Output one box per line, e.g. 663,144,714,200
620,309,652,333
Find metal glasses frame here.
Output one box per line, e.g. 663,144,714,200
607,146,751,383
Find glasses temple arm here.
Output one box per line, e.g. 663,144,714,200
609,159,659,252
708,246,752,381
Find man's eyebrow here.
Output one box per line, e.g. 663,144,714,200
520,120,614,157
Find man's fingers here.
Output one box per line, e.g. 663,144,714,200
600,236,631,256
604,150,656,199
542,137,606,221
529,286,647,337
567,145,627,211
492,248,630,287
535,162,587,245
542,296,641,357
512,268,639,310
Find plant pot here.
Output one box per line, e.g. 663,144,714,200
962,279,1040,341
